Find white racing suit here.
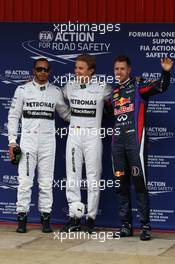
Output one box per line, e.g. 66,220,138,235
8,80,70,213
63,81,111,219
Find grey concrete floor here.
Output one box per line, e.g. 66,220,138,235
0,224,175,264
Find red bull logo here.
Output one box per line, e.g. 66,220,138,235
114,97,131,107
114,103,134,115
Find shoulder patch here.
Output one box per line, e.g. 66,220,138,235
113,88,119,93
135,77,141,82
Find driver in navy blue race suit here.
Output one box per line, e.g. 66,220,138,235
112,55,173,241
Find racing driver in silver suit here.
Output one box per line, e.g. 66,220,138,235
8,58,70,233
61,54,112,233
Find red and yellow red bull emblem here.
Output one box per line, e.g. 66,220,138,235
114,103,134,115
114,97,131,107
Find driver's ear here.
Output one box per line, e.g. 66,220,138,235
90,68,94,75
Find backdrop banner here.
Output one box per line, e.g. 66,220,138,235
0,22,174,229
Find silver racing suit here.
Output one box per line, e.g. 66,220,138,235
8,80,70,213
63,81,112,219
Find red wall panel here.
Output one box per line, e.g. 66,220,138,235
23,0,32,21
69,0,78,22
77,0,88,22
114,0,126,22
0,0,5,21
135,0,144,22
144,0,155,22
0,0,174,22
87,0,97,21
4,0,14,21
96,0,106,22
164,0,174,22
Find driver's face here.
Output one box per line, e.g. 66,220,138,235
33,60,50,84
114,61,131,84
75,60,94,83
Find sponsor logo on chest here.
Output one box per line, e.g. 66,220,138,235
70,99,97,106
25,101,55,108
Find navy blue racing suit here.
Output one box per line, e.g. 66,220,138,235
111,71,170,225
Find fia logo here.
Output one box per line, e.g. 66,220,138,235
39,31,53,42
142,72,149,79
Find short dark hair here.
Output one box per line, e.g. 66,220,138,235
76,54,96,72
33,58,50,69
113,55,131,66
